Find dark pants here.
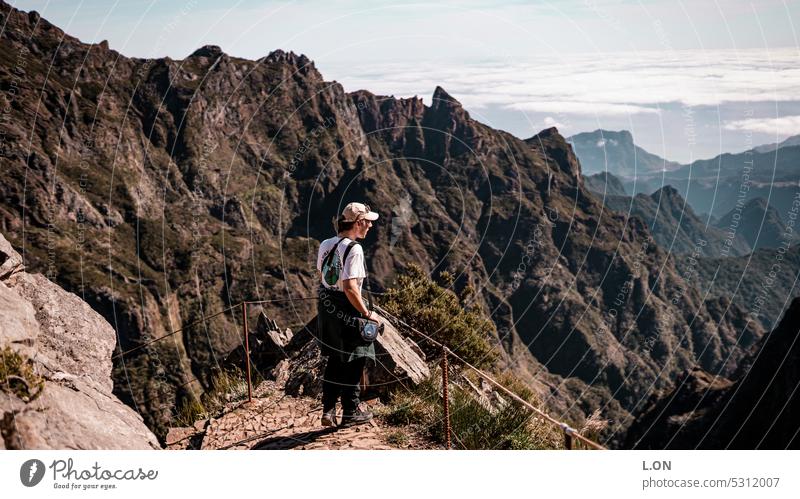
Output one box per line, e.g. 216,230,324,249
321,355,367,412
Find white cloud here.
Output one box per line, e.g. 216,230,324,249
327,48,800,117
507,101,660,116
543,116,565,129
723,115,800,135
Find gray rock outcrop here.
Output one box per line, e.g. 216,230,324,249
0,232,160,449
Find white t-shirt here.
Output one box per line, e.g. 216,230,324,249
317,236,366,292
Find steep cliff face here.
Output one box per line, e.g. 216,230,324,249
0,1,762,444
625,297,800,449
0,233,159,449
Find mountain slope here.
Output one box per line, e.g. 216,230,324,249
684,244,800,330
0,1,763,445
752,134,800,154
584,172,627,197
601,186,751,258
573,130,800,223
630,146,800,219
715,197,800,251
625,297,800,449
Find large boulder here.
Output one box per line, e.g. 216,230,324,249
7,272,116,393
0,281,39,353
369,314,430,389
0,232,160,449
0,233,24,279
272,313,430,400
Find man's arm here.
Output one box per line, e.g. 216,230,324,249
342,278,374,320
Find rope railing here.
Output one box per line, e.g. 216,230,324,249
112,303,243,361
373,304,606,450
112,295,323,410
111,293,604,450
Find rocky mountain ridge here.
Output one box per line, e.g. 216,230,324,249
0,1,764,446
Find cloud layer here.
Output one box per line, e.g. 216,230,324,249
326,48,800,126
724,115,800,135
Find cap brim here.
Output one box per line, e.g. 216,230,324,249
364,212,379,221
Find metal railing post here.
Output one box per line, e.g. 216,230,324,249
441,346,451,450
562,423,573,450
242,302,253,404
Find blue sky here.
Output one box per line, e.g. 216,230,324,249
9,0,800,162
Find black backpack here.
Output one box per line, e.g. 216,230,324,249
321,237,359,288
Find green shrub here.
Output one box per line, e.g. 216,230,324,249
384,429,409,447
0,347,44,402
381,366,563,449
171,367,250,426
174,397,206,427
380,264,498,368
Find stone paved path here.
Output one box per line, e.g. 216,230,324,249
167,381,429,450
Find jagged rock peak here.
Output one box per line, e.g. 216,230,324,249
190,44,225,58
1,1,61,37
431,85,462,109
264,48,313,68
529,126,561,141
743,197,770,210
525,127,583,180
525,127,573,151
350,90,426,135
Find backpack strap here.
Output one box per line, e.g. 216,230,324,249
322,237,346,271
341,240,359,269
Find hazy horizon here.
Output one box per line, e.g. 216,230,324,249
7,0,800,162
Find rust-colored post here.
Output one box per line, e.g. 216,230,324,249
242,301,252,404
441,346,451,450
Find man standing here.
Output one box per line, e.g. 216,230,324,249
316,202,379,427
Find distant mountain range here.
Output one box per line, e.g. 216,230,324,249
715,197,799,251
568,130,681,177
585,171,800,258
572,129,800,222
598,186,751,258
753,134,800,153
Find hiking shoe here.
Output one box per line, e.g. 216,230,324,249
340,407,373,427
321,407,338,427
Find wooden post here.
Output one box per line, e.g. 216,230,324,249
441,347,451,450
242,302,252,404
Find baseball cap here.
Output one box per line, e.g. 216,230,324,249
341,202,379,222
